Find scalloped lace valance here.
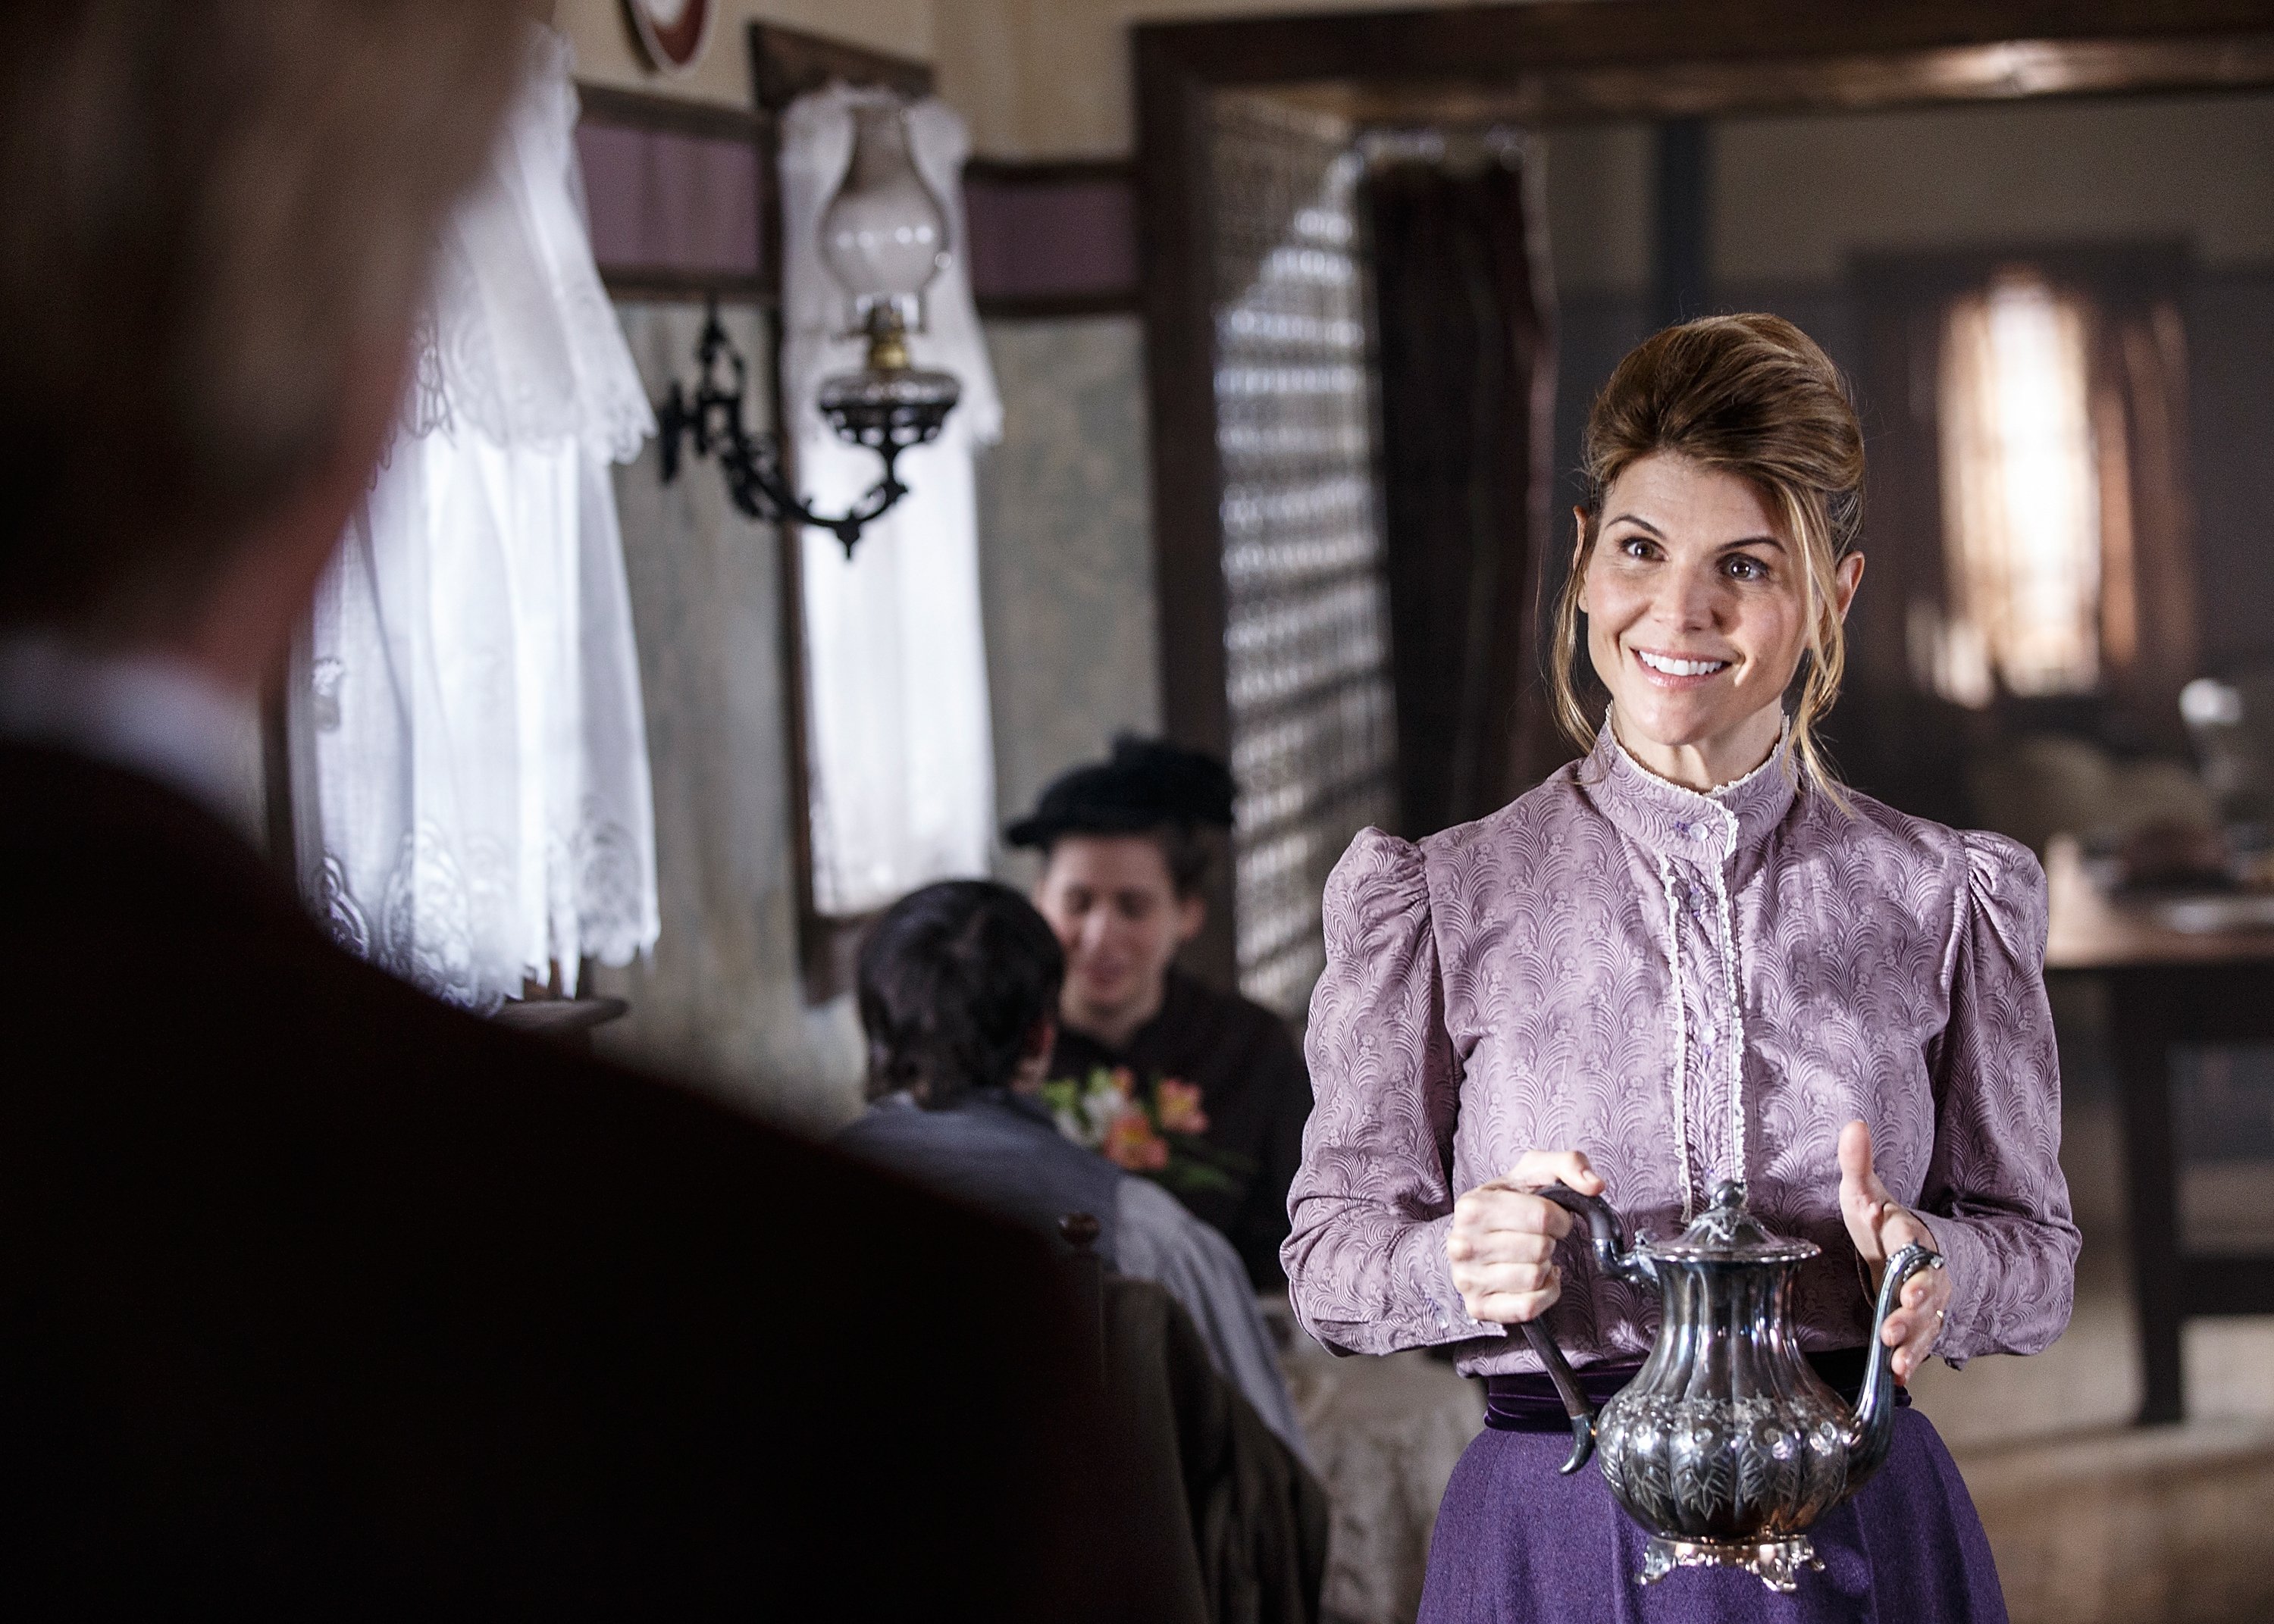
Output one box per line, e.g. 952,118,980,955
299,27,659,1012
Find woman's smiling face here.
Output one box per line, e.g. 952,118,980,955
1579,452,1862,790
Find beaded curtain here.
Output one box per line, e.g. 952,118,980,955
1208,94,1401,1021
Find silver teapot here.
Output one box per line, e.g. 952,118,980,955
1519,1178,1943,1591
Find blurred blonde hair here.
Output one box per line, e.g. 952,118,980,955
0,0,526,637
1550,313,1865,796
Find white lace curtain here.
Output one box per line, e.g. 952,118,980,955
299,27,660,1012
779,86,1002,918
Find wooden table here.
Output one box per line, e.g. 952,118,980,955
492,995,630,1056
2043,836,2274,1424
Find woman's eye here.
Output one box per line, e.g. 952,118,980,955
1724,554,1768,582
1618,536,1654,560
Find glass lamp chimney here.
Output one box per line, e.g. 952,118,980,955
818,99,949,333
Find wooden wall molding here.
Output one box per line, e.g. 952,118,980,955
747,23,931,114
1134,1,2274,91
575,81,765,142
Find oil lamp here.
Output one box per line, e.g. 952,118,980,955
656,95,960,556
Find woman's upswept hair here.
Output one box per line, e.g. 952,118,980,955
1551,313,1865,797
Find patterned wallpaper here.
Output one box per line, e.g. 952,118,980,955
587,305,1165,1124
588,301,866,1132
976,314,1163,871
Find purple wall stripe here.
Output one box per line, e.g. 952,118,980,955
963,172,1140,305
576,121,765,279
575,102,1139,313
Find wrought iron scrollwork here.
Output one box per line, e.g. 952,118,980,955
653,302,957,557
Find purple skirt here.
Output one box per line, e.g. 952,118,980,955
1419,1406,2007,1623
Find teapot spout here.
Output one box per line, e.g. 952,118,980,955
1846,1242,1944,1491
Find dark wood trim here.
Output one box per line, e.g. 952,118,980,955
259,655,299,885
493,995,631,1056
1850,238,2194,300
975,289,1141,321
1135,30,1239,987
801,911,876,1008
2078,959,2274,1422
1131,1,2274,87
1135,36,1232,766
2178,1256,2274,1316
964,156,1137,187
598,267,775,305
1242,34,2274,127
575,80,768,141
1651,120,1709,330
2106,964,2188,1425
747,22,932,114
749,24,823,1005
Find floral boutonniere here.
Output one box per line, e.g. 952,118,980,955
1040,1065,1254,1197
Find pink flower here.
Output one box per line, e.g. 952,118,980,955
1107,1066,1136,1099
1102,1106,1170,1172
1155,1078,1210,1136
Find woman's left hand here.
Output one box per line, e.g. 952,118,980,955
1837,1119,1953,1384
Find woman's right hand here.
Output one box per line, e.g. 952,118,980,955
1446,1150,1605,1325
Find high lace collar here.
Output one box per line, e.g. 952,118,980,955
1580,717,1798,865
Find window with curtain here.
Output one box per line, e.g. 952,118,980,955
778,87,1001,921
1934,273,2105,702
1918,262,2190,718
1361,129,1558,829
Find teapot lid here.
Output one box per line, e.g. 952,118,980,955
1640,1181,1819,1263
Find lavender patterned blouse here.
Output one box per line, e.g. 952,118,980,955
1283,725,2080,1377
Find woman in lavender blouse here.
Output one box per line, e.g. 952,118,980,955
1283,314,2078,1622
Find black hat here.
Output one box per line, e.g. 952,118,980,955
1004,736,1236,850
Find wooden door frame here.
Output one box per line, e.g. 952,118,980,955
1134,0,2274,977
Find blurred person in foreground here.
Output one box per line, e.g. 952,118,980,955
0,5,1118,1612
839,879,1310,1467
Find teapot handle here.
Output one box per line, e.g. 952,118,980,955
1518,1319,1600,1475
1514,1182,1643,1475
1538,1182,1648,1284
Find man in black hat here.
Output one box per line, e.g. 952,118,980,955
1008,737,1314,1289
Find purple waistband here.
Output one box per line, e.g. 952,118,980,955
1483,1347,1906,1432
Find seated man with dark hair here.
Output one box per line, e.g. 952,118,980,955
841,879,1309,1465
0,3,1123,1611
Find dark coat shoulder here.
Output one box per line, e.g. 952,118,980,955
0,746,1129,1614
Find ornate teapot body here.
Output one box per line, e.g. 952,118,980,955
1520,1179,1942,1591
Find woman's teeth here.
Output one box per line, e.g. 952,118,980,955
1637,650,1730,677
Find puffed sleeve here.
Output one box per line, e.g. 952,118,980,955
1919,831,2082,1365
1282,828,1501,1356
